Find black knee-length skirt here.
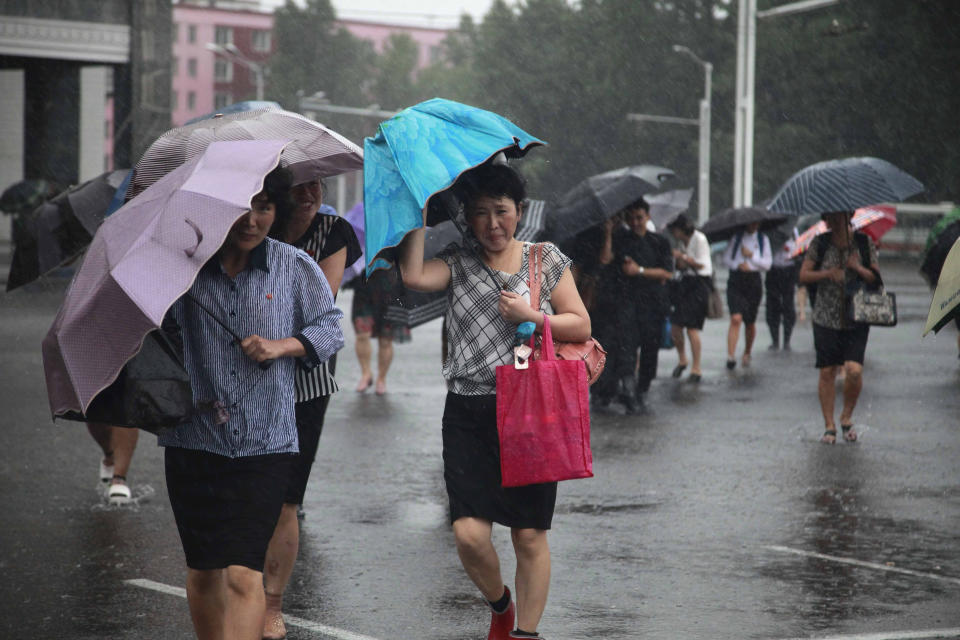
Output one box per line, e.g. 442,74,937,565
442,392,557,530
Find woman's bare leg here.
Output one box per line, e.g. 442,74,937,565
512,528,551,633
688,329,702,374
672,324,687,366
452,517,505,601
355,332,373,391
376,336,394,394
262,503,299,639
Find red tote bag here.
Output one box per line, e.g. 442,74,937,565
496,315,594,488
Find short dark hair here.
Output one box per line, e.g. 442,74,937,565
454,162,527,211
262,166,295,238
667,213,695,235
622,197,650,215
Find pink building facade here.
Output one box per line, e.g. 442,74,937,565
338,19,448,70
172,4,274,126
171,3,450,126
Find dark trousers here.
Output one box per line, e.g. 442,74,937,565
591,295,621,401
765,265,797,344
614,300,664,395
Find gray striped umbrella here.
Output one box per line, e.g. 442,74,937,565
130,107,362,199
767,157,924,215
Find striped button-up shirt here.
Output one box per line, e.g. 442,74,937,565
159,238,344,458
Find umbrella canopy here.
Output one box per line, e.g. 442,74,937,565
42,139,288,419
130,107,362,199
647,188,693,232
545,165,675,243
362,98,545,276
767,157,924,215
6,170,129,291
924,236,960,335
700,206,789,243
791,205,898,258
184,100,284,125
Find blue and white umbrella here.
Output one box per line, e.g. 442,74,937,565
767,157,924,215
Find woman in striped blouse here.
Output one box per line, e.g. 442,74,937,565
261,176,361,640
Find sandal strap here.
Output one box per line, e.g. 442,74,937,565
840,424,854,432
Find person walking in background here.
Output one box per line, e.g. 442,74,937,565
766,227,800,351
87,422,138,505
798,211,879,444
351,267,411,395
399,162,590,640
262,178,361,640
612,199,673,413
723,221,772,370
666,215,712,383
564,216,621,409
160,168,344,640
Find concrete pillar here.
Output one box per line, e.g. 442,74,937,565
79,66,109,182
0,69,25,242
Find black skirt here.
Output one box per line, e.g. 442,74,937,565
727,271,764,324
671,275,711,330
442,393,557,530
165,447,295,572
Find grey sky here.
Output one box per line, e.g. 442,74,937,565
260,0,497,28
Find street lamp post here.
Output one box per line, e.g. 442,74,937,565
733,0,841,207
673,45,712,226
205,42,264,101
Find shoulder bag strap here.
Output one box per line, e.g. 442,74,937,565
527,242,544,310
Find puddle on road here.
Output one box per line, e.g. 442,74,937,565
558,501,661,515
88,484,156,512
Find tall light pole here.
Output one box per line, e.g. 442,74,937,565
733,0,841,207
673,45,712,225
205,42,264,101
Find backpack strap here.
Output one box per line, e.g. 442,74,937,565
731,232,743,258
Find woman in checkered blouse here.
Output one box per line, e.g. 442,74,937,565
398,163,591,640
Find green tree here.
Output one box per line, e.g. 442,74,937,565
369,33,422,111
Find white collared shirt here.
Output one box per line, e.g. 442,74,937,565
723,231,773,272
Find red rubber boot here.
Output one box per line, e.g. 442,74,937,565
488,586,515,640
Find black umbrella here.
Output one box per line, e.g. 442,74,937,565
6,170,128,291
700,206,789,243
767,157,924,215
0,179,60,215
545,165,674,243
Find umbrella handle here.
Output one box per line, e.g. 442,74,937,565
258,359,274,371
184,218,204,258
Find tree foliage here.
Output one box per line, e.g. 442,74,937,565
268,0,959,208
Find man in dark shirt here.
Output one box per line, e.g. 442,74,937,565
611,198,673,413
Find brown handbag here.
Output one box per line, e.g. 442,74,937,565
527,243,607,385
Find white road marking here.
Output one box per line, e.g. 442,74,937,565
765,545,960,586
125,578,384,640
776,629,960,640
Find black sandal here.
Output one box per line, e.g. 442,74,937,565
841,424,858,442
820,429,837,444
672,364,687,378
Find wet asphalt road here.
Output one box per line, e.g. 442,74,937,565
1,258,959,640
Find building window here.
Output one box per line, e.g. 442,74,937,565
172,23,179,43
187,91,196,110
215,26,233,46
187,58,197,77
188,24,197,44
214,92,233,109
214,59,233,82
429,45,442,64
251,30,271,52
172,56,179,76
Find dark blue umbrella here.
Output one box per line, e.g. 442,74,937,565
767,157,924,215
700,206,789,243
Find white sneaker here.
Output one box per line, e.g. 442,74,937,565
108,482,132,506
99,459,114,492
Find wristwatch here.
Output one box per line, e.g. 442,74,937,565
638,266,645,276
